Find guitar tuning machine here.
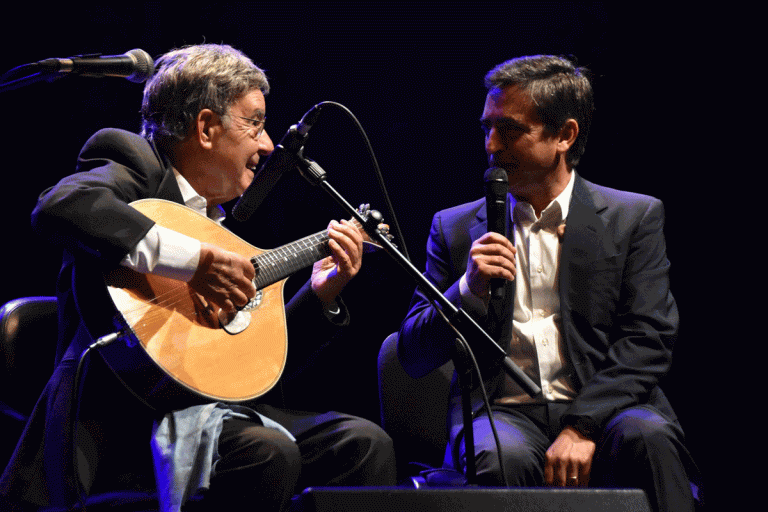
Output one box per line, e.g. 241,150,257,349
357,203,396,246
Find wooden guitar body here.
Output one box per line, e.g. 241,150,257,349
91,199,288,410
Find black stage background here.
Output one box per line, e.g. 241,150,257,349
2,3,728,508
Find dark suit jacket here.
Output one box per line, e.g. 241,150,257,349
398,173,679,440
1,128,346,508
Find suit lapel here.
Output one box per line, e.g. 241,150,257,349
561,175,596,305
558,175,613,378
560,175,615,269
469,201,488,244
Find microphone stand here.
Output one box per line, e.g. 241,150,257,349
453,336,477,483
298,155,540,484
296,155,542,398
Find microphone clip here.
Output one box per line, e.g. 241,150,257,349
297,154,327,187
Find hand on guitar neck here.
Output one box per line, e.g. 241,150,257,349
311,219,365,309
188,218,365,316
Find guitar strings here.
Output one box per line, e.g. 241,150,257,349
252,217,366,286
113,213,371,339
113,228,336,339
253,230,332,287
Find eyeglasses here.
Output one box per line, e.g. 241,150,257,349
233,114,267,139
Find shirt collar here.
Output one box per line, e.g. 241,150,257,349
512,170,576,229
172,167,226,223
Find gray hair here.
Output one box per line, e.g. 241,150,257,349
140,44,269,150
485,55,593,167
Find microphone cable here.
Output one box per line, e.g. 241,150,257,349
298,101,411,263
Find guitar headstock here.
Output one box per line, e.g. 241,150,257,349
354,203,395,252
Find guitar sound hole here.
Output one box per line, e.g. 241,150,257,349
243,289,263,311
219,290,263,335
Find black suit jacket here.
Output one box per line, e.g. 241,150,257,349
398,174,679,440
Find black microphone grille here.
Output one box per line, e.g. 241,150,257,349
484,167,508,197
484,166,508,184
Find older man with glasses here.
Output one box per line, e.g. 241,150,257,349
1,44,395,512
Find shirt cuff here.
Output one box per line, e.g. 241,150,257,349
121,224,201,282
459,274,489,316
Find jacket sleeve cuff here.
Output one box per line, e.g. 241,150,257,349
561,413,600,440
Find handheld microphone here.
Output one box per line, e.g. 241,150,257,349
484,167,509,301
36,49,154,83
231,103,323,222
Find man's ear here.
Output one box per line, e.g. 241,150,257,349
557,119,579,153
195,109,220,150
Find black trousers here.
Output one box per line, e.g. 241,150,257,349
447,403,701,512
195,405,396,512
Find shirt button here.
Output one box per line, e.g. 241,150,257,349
537,265,544,273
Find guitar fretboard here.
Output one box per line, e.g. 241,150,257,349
251,230,332,289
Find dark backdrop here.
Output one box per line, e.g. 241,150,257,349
2,3,727,507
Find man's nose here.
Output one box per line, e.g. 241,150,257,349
259,130,275,155
485,127,501,154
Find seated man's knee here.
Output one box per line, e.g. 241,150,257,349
313,416,396,486
337,418,395,468
207,422,301,508
600,407,682,473
471,417,545,486
605,407,674,449
476,443,544,486
217,421,301,479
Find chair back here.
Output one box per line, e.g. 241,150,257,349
377,332,454,473
0,296,58,421
0,297,165,510
0,296,58,470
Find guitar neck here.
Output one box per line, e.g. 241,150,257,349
251,230,331,289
